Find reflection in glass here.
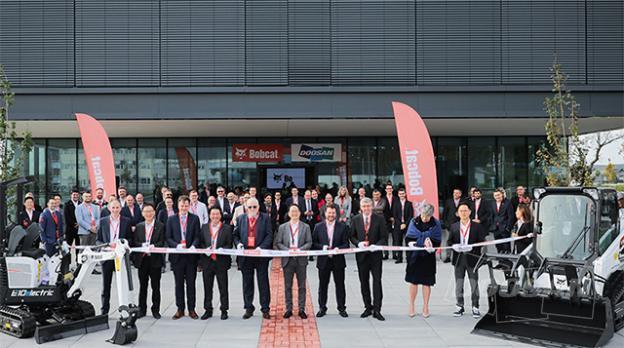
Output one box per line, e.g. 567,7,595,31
198,139,227,188
348,138,377,194
436,137,467,198
468,137,496,193
228,138,257,190
377,137,403,187
47,139,77,196
139,139,167,202
168,139,197,195
498,137,528,192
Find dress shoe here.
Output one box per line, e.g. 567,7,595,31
172,310,184,320
298,311,307,319
189,311,199,319
221,311,228,320
92,269,101,275
373,311,385,321
360,309,372,318
152,311,161,320
394,260,402,264
262,312,271,319
242,310,254,319
316,309,326,318
339,310,348,318
283,310,293,319
201,310,212,320
382,255,389,260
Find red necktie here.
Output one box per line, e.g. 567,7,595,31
51,212,60,240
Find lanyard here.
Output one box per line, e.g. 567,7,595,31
460,222,471,243
110,218,120,241
87,204,95,225
289,223,299,246
145,223,154,243
210,223,221,248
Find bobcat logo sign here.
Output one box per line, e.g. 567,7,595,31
232,144,282,162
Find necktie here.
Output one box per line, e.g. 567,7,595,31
364,215,370,242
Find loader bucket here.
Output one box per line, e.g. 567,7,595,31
472,287,615,347
107,319,137,345
34,314,109,344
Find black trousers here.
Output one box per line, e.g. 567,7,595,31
172,256,198,312
66,229,80,246
356,252,383,312
494,229,511,253
101,260,115,314
137,256,162,314
318,260,346,312
392,227,406,261
240,257,271,313
202,262,229,311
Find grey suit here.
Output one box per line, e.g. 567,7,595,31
276,221,312,312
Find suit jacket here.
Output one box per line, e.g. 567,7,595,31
513,220,534,253
166,213,201,264
198,223,233,270
96,215,132,245
157,207,177,225
199,189,212,206
272,200,287,225
383,195,397,223
470,198,492,231
448,221,487,268
132,220,166,268
443,198,462,229
301,199,319,224
39,209,63,253
312,221,350,269
121,204,143,227
75,203,101,236
276,221,312,267
350,213,388,262
64,200,80,235
371,199,387,219
392,199,414,232
490,199,514,235
233,213,273,267
351,196,367,216
19,209,40,229
285,195,302,209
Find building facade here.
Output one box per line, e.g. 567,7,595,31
1,0,623,203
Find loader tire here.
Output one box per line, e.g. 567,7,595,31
609,274,624,331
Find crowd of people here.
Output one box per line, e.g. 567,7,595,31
20,183,616,323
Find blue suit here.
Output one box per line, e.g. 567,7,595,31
96,215,132,314
75,202,101,236
39,209,63,256
233,213,273,313
166,213,201,312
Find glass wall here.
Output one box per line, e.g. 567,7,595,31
467,137,497,195
28,136,545,204
138,139,167,202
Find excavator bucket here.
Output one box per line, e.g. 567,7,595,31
107,305,139,345
473,286,615,348
34,314,109,344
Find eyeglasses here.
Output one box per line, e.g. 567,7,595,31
247,205,258,209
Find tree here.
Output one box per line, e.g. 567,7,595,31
604,161,617,183
1,63,33,192
536,60,618,186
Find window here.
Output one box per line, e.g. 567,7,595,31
528,137,547,189
436,137,467,199
112,139,137,192
498,137,528,192
139,139,167,202
197,139,227,189
47,139,77,196
228,138,257,190
468,137,496,194
168,139,197,195
377,137,403,188
348,138,377,195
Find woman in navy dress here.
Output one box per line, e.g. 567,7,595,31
404,202,441,318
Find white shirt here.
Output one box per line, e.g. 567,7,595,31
460,221,471,245
289,222,300,247
326,221,335,247
474,199,481,219
109,216,121,242
189,201,209,225
218,196,225,211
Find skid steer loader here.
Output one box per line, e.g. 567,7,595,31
472,187,624,347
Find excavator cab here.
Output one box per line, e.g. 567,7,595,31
472,187,624,347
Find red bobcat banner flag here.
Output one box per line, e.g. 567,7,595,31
175,147,197,192
391,102,439,218
75,113,117,198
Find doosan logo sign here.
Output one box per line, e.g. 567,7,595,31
291,144,341,162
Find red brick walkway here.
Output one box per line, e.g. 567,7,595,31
258,258,321,348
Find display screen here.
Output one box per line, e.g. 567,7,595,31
266,168,305,189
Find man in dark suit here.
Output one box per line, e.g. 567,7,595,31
312,204,350,318
448,202,487,318
233,198,273,320
490,189,514,253
198,207,233,320
121,195,143,231
392,188,413,263
350,198,388,321
64,188,81,247
351,187,367,217
39,198,63,257
470,188,491,232
272,191,287,226
132,203,165,319
442,188,464,262
301,189,319,228
221,192,239,224
19,196,41,229
199,182,212,206
284,186,301,210
96,199,132,315
166,195,201,320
